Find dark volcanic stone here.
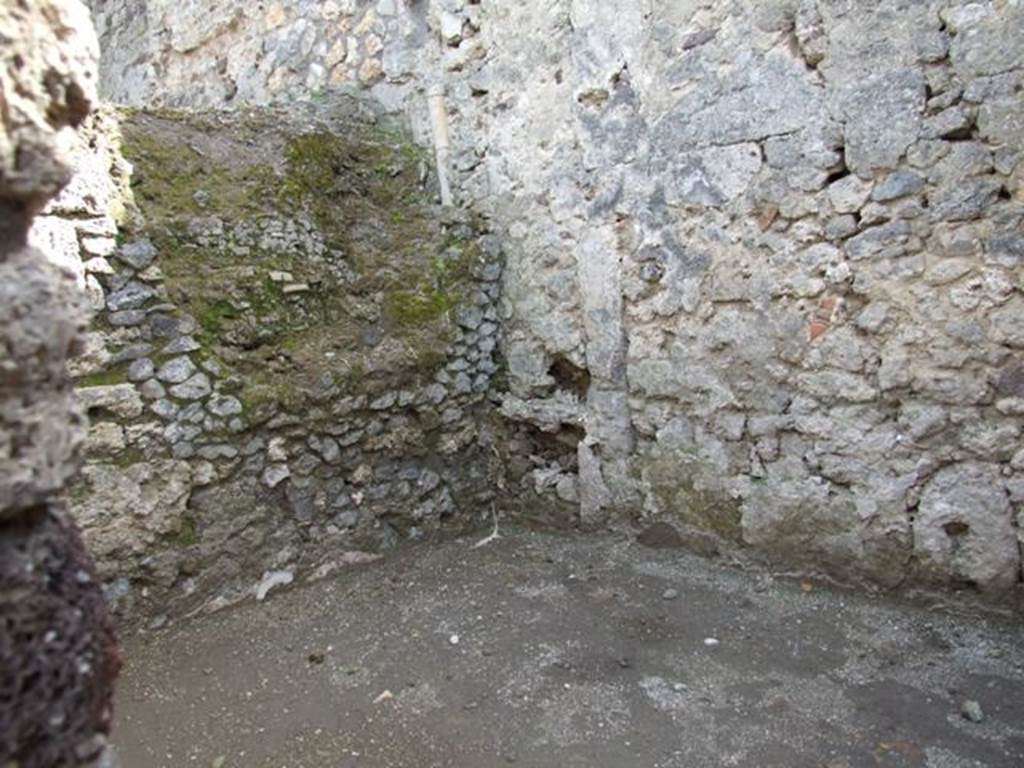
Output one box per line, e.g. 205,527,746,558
996,360,1024,398
0,504,120,767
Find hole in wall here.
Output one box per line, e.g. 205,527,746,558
548,356,591,400
555,424,586,453
509,423,583,474
577,88,609,109
943,129,978,144
824,165,849,186
940,122,974,141
943,521,969,537
950,577,979,592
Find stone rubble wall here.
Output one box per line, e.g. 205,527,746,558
0,2,120,766
466,0,1024,596
86,0,1024,599
57,98,503,623
85,0,435,108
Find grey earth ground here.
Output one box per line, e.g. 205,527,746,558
113,530,1024,768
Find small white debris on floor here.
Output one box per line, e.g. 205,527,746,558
962,699,985,723
255,570,294,602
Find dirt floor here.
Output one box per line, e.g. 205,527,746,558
113,529,1024,768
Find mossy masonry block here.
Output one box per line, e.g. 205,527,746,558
117,105,468,410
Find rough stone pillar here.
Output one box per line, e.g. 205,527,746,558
0,2,120,766
577,225,637,524
568,0,653,524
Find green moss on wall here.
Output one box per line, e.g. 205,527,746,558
238,375,308,420
121,123,276,220
118,107,473,413
384,289,453,326
384,241,479,327
173,518,199,548
110,447,146,469
281,134,347,204
79,363,130,388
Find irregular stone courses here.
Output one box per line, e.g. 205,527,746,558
65,101,504,621
83,0,1024,601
